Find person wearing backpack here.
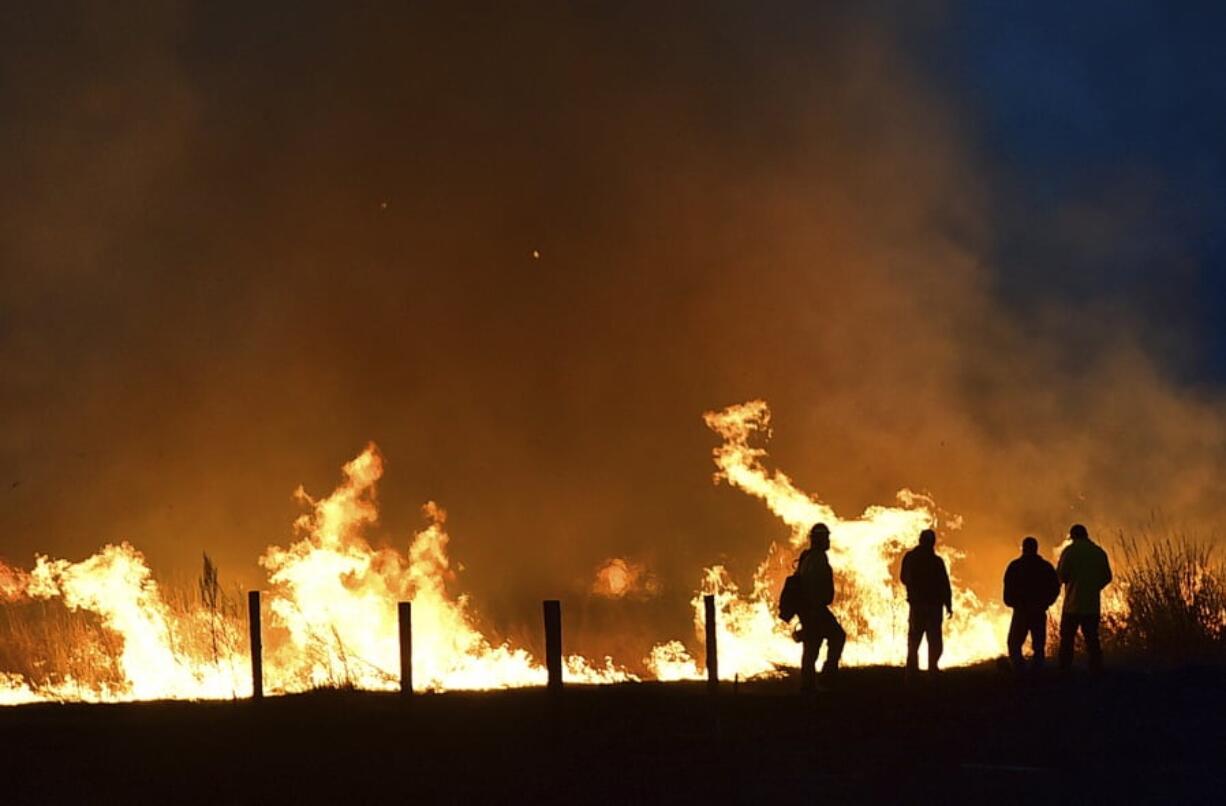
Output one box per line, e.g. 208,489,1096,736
900,528,952,680
794,522,845,691
1003,536,1061,676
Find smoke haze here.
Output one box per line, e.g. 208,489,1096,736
3,2,1224,665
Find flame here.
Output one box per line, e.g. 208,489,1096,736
23,543,248,700
0,444,630,702
646,400,1010,679
0,400,1053,703
0,562,29,602
592,557,659,599
258,445,628,691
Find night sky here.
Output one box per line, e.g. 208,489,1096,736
3,2,1224,651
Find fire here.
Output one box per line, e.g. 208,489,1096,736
26,543,248,700
646,400,1010,679
0,400,1028,703
592,558,659,599
258,445,627,691
0,444,629,702
0,563,28,601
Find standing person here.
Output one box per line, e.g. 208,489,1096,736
1003,536,1061,676
1057,524,1113,674
796,523,846,691
900,529,952,679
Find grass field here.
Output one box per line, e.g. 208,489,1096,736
0,664,1221,805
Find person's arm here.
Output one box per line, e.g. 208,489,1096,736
1044,564,1061,609
941,560,953,614
819,563,835,606
1003,563,1016,609
1057,548,1071,584
1101,548,1113,589
900,552,911,588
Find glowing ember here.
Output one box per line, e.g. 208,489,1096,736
592,558,658,599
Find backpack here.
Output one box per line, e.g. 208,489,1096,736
778,572,805,622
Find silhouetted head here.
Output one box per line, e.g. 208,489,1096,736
809,522,831,551
1070,524,1089,541
1022,536,1038,555
919,529,936,548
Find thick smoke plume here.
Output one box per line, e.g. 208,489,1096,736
2,4,1223,670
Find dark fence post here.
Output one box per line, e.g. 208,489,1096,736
248,590,263,700
398,601,413,696
704,593,719,693
543,600,562,693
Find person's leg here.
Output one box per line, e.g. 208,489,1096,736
906,607,922,674
819,608,846,675
1031,611,1048,672
800,635,818,690
927,607,943,673
1058,613,1078,671
1006,610,1027,673
1083,614,1103,675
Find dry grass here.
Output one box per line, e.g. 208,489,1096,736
0,555,250,695
0,599,125,692
1102,534,1226,664
4,534,1225,696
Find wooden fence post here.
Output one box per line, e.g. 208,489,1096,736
248,590,263,700
704,593,719,693
398,601,413,696
543,600,562,693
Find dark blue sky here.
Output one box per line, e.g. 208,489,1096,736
923,1,1226,380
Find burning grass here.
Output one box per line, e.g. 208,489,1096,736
2,401,1224,703
0,600,125,695
0,553,251,701
3,530,1224,703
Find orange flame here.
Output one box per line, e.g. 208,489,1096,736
0,444,630,702
1,400,1028,702
592,558,659,599
647,400,1010,679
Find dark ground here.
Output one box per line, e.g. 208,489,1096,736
0,665,1221,805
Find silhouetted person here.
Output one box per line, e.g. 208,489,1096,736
1057,524,1112,675
900,528,952,678
1003,536,1060,676
796,523,846,690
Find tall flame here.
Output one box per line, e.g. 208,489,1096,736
1,401,1021,703
0,444,629,702
258,444,627,691
647,400,1009,679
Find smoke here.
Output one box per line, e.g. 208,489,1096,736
2,3,1224,670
